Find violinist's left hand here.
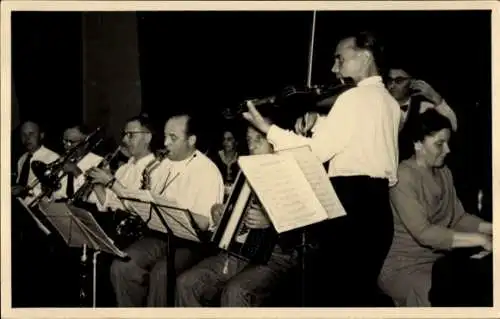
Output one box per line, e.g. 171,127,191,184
295,112,318,136
242,101,272,135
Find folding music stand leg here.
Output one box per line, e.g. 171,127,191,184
299,230,308,307
79,244,88,307
92,250,101,308
152,206,176,307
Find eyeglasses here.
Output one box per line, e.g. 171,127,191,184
63,138,83,146
387,77,411,85
121,131,149,139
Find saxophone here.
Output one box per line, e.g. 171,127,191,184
140,148,168,191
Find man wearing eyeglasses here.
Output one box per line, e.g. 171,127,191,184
386,66,457,162
86,113,223,307
85,114,164,211
52,124,103,201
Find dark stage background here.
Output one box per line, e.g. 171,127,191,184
11,10,492,219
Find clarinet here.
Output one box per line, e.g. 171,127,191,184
68,146,123,205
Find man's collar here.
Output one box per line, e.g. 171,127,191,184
129,152,155,166
357,75,383,87
28,145,45,157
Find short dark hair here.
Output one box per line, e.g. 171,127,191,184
169,112,201,139
126,113,155,133
412,109,452,143
20,119,43,132
65,123,91,135
350,31,387,77
126,113,163,151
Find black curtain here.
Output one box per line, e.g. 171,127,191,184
11,11,83,157
131,10,491,217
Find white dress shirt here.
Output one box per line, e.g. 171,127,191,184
157,150,225,229
16,145,60,199
52,152,103,200
400,98,457,131
92,153,159,211
267,76,401,186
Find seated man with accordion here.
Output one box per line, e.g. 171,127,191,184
176,111,300,307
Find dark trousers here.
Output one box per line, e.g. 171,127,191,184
176,247,298,307
309,176,394,307
430,250,493,306
110,236,206,307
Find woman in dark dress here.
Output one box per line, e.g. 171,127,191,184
378,109,492,306
210,129,240,200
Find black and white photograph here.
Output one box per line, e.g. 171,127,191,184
1,1,498,317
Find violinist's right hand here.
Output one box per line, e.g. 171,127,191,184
294,112,318,136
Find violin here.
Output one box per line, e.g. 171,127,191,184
222,78,356,120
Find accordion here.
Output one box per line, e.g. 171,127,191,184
211,172,276,264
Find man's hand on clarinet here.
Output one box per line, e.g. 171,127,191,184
86,167,114,186
242,101,272,135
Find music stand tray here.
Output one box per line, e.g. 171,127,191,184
37,199,127,307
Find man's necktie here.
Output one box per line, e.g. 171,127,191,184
401,104,409,112
18,153,33,187
66,174,75,198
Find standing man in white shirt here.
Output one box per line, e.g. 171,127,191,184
12,120,59,200
87,113,224,307
243,31,401,306
52,124,103,200
386,65,458,162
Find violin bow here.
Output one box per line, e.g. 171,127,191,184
306,10,317,89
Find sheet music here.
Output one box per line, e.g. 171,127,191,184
67,204,126,257
151,194,200,242
37,201,90,248
115,189,199,242
17,198,51,235
279,146,347,219
238,154,329,233
117,188,163,230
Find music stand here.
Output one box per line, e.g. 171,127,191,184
118,194,204,307
37,200,127,307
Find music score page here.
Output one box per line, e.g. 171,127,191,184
117,189,200,242
117,188,164,233
238,153,329,233
279,146,346,219
151,194,201,242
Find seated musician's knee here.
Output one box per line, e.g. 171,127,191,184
176,269,201,294
150,259,167,281
220,282,254,307
110,258,143,283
